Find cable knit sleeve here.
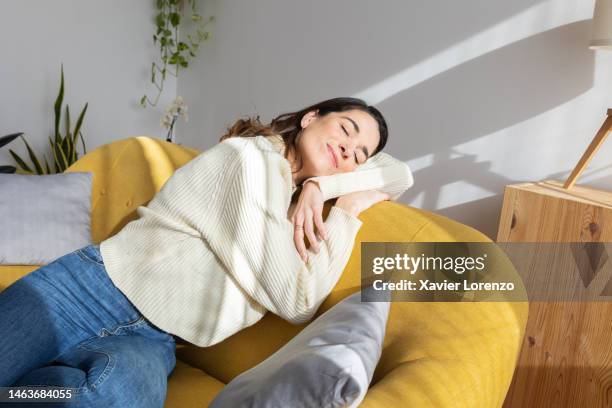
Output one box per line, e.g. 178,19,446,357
198,139,363,325
301,151,414,201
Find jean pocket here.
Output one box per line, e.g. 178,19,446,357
100,316,148,337
77,244,104,266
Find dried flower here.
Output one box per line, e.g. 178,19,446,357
160,96,189,129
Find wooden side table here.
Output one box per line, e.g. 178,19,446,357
497,180,612,407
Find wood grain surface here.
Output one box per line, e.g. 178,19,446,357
498,180,612,408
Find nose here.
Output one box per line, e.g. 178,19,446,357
338,140,355,160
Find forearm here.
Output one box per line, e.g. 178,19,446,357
303,151,414,201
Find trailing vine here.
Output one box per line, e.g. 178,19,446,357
141,0,214,108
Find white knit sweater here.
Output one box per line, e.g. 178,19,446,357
100,135,413,347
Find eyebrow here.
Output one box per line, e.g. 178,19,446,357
341,116,370,160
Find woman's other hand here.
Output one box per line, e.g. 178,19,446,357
290,181,329,262
335,190,391,218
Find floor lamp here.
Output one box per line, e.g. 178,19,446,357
564,0,612,189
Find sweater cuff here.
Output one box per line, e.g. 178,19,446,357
328,205,363,231
303,177,338,202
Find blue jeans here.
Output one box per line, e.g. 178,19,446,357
0,244,176,407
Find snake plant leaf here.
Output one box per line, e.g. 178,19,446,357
60,134,71,164
79,131,87,155
61,133,72,162
8,149,33,173
72,102,88,146
43,156,51,174
0,132,23,148
56,142,69,171
64,132,76,164
20,135,44,174
15,168,34,175
49,136,60,173
0,165,16,174
54,64,65,142
65,105,71,140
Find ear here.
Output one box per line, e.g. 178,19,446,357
300,109,319,129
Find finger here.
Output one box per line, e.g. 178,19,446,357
314,209,327,240
295,227,307,262
304,213,319,254
293,215,308,262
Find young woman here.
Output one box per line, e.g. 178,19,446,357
0,97,413,407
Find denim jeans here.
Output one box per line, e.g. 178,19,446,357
0,244,177,407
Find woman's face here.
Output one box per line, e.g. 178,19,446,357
295,108,381,179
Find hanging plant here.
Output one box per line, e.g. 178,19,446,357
140,0,214,108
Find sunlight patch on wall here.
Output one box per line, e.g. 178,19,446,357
354,0,592,105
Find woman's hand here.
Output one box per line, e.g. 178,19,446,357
290,181,329,263
334,190,391,218
290,182,390,263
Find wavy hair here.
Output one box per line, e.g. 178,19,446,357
219,97,389,174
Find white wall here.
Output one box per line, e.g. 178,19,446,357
178,0,612,239
0,0,175,167
3,1,611,240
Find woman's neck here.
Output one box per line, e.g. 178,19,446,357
286,145,308,187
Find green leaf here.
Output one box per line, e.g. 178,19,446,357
72,102,88,145
0,132,23,148
170,12,180,26
49,136,60,172
62,132,74,164
140,95,147,108
65,105,71,139
8,149,32,173
20,135,44,174
54,64,65,142
56,143,68,172
156,13,165,27
79,131,87,155
43,156,51,174
66,132,76,164
0,165,16,174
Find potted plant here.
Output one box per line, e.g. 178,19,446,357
0,65,88,174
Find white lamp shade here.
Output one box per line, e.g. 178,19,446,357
591,0,612,49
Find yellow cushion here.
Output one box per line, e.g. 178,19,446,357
0,136,528,407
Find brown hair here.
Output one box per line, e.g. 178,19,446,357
219,97,389,174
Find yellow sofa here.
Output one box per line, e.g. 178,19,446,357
0,136,528,407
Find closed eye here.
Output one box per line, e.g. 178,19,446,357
340,124,360,164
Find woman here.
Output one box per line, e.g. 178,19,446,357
0,97,413,407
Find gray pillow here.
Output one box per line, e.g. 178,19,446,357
0,172,93,265
209,286,390,408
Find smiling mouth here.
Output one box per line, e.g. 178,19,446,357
327,143,338,168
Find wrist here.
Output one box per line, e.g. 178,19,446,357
302,179,320,191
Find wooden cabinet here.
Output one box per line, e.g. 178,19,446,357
498,180,612,408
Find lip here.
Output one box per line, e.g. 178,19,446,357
327,143,339,168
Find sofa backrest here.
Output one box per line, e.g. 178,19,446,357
66,136,200,243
